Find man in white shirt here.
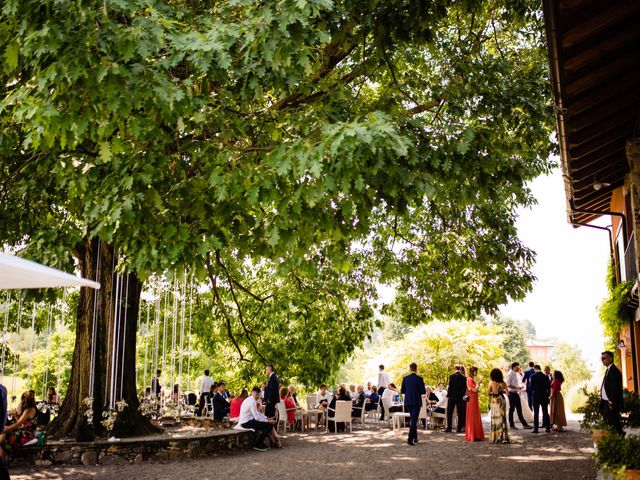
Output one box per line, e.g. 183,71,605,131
239,387,276,451
197,369,215,416
316,384,332,409
364,382,373,397
505,362,531,429
378,365,390,391
434,382,447,402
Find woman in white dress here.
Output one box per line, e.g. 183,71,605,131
518,370,533,423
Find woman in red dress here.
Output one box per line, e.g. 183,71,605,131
465,366,485,442
229,389,248,419
280,387,296,427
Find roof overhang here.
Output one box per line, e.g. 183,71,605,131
542,0,640,224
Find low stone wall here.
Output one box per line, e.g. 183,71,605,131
13,429,257,468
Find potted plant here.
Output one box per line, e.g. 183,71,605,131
595,433,640,479
577,387,611,445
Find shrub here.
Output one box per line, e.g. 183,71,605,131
595,434,640,473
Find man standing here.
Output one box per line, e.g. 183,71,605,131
150,369,162,399
505,362,531,429
600,351,624,434
377,364,391,421
264,364,280,418
523,361,535,409
445,365,467,433
401,362,426,446
530,365,551,433
238,387,276,452
197,369,214,416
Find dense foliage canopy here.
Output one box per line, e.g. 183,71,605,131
1,0,555,388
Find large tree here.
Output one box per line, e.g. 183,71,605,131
1,0,554,437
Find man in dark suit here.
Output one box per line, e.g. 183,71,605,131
401,362,426,446
600,350,624,434
530,365,551,433
264,364,280,418
445,364,467,433
523,361,535,409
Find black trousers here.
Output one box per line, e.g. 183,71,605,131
378,387,386,419
533,399,550,431
446,397,465,431
508,392,528,427
0,461,9,480
265,402,276,418
600,400,623,434
407,404,421,443
241,419,273,447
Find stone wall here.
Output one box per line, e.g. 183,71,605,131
13,429,257,468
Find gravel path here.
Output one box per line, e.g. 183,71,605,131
11,416,595,480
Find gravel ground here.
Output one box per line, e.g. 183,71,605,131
11,416,595,480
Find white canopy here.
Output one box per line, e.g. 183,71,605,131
0,252,100,290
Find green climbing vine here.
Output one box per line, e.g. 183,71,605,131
599,261,633,352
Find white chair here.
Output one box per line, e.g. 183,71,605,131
381,396,397,427
306,394,318,410
326,400,352,433
276,401,298,432
418,395,428,430
352,398,368,430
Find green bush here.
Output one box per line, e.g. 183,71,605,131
595,434,640,472
623,390,640,429
576,386,608,432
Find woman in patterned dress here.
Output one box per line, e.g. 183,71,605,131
488,368,510,444
0,391,38,461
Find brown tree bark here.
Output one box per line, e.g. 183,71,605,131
47,237,160,439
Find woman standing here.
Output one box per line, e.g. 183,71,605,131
550,370,567,432
488,368,510,444
465,367,484,442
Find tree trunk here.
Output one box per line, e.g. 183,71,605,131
47,237,160,438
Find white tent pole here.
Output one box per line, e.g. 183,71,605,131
89,239,101,398
1,292,10,381
119,274,129,401
56,290,66,399
42,304,52,400
187,278,193,391
27,303,36,388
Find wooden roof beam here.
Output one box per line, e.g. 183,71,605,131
573,178,624,202
566,49,640,98
564,24,640,73
562,2,638,47
568,70,640,116
570,133,629,161
570,107,638,144
570,146,627,173
572,165,628,192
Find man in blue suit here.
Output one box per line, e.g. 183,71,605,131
522,361,535,409
401,362,426,446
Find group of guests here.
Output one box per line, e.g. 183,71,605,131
439,362,568,444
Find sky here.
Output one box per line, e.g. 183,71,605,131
500,161,610,371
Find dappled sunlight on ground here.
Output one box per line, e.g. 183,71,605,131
11,418,595,480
